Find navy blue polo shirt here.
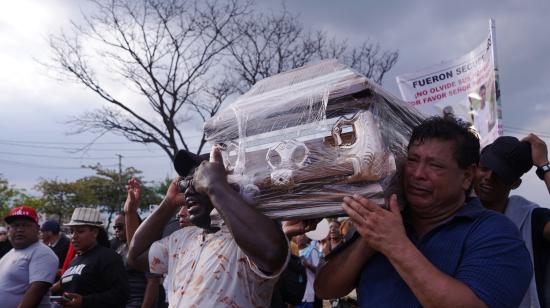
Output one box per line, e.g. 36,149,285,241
357,198,533,308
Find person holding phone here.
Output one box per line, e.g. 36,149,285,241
52,207,129,308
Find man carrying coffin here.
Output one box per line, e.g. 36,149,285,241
128,147,289,307
315,116,533,307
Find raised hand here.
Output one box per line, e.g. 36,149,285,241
124,177,141,214
522,133,549,167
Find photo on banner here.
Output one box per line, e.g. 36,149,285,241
396,19,503,147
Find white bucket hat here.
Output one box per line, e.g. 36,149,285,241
65,208,104,227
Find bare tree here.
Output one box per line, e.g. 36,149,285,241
49,0,249,157
49,0,398,158
225,7,399,93
318,38,399,85
222,8,322,93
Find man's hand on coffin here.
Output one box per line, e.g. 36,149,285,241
192,147,228,196
282,219,321,238
342,194,408,257
193,146,289,274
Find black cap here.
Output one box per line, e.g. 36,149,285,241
173,150,209,177
480,136,533,185
41,220,60,233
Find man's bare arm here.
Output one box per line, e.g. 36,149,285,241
193,148,288,274
141,276,161,308
205,181,288,273
18,281,51,308
128,179,182,271
523,133,550,194
315,236,374,299
543,221,550,242
124,177,141,244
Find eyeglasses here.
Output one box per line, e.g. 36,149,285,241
178,177,194,193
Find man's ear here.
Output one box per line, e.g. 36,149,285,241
511,178,522,190
462,164,477,190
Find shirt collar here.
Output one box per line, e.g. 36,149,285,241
451,197,485,219
403,197,485,232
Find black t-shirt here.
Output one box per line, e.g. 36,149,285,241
61,244,129,308
0,240,12,259
51,234,70,268
532,208,550,308
115,242,151,307
110,237,123,251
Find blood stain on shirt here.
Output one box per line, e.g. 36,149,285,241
151,257,161,266
194,275,204,285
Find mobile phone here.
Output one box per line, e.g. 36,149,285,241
50,295,69,303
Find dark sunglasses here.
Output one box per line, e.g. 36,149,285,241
177,177,194,193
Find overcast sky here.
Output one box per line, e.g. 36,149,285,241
1,0,548,206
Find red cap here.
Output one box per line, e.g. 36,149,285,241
4,206,39,224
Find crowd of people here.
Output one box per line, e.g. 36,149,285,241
0,115,549,308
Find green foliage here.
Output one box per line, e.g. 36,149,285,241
19,196,47,211
0,174,29,219
32,164,163,223
34,178,90,222
82,163,162,212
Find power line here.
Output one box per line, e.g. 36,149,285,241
0,142,165,152
0,151,164,160
0,136,207,152
0,139,134,145
0,158,117,170
0,135,204,145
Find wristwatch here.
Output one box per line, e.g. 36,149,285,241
536,162,550,180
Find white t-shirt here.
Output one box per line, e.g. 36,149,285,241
149,225,288,308
0,241,58,308
299,243,320,303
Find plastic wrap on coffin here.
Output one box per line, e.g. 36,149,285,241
204,59,424,220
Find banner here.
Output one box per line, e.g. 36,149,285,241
396,19,503,147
